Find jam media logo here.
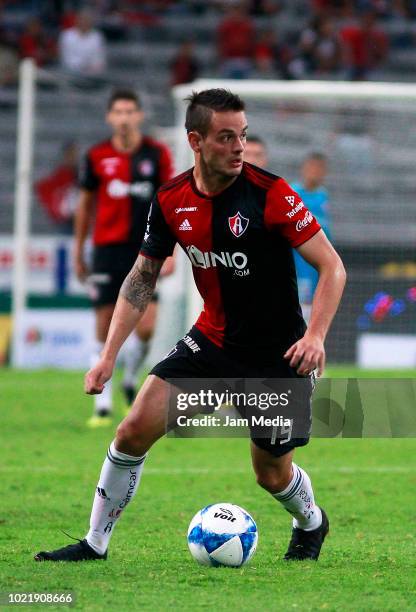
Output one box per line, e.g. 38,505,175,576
228,211,249,238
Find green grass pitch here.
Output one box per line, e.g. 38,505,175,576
1,367,416,610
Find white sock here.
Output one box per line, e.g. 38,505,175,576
122,336,149,388
271,463,322,531
86,441,146,554
91,341,112,413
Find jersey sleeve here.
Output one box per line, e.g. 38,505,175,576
140,195,176,260
78,151,99,191
264,178,321,248
157,143,175,185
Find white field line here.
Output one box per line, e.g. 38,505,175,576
0,466,413,474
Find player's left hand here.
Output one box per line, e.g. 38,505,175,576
283,333,325,377
84,359,114,394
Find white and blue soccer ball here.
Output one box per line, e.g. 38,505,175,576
187,502,258,567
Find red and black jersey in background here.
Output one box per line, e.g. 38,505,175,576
141,162,322,360
79,136,174,247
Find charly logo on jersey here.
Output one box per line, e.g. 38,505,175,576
107,178,154,199
175,206,198,213
228,211,249,238
186,245,249,276
101,157,120,176
285,195,296,207
179,219,192,231
138,159,154,176
296,211,314,232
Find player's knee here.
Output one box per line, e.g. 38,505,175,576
115,419,151,456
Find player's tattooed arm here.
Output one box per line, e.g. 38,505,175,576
120,255,163,312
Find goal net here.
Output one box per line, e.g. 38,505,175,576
172,79,416,368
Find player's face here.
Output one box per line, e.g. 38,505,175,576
106,100,144,137
302,158,327,187
197,111,247,178
244,142,268,168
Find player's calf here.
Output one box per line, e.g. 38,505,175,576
251,443,327,560
253,456,293,494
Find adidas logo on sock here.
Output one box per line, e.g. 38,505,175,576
179,218,192,231
97,487,110,500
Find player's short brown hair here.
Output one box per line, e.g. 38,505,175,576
107,89,141,110
185,89,245,136
304,151,327,163
246,135,266,146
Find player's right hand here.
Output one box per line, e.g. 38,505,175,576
75,256,89,282
84,360,113,394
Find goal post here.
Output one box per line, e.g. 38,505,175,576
172,79,416,367
11,59,36,366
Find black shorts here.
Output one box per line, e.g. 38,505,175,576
88,244,159,307
150,326,313,458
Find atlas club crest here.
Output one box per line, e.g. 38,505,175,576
228,211,249,238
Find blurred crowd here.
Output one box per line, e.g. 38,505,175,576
0,0,415,90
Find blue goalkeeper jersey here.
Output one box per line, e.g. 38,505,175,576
291,182,331,305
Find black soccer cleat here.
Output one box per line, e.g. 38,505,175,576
284,507,329,561
95,408,112,418
34,539,107,562
121,383,136,406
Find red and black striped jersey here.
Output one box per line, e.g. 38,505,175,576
141,162,321,358
79,136,174,247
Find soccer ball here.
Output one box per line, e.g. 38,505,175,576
187,502,258,567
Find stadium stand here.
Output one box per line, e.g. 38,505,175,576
2,1,416,364
1,1,416,233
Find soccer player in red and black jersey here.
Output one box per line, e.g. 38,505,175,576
74,89,174,426
36,89,346,563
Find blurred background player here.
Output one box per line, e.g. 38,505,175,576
292,153,331,320
35,141,79,235
244,134,269,168
244,141,331,320
74,89,174,426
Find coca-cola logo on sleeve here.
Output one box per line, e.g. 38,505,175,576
296,211,314,232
